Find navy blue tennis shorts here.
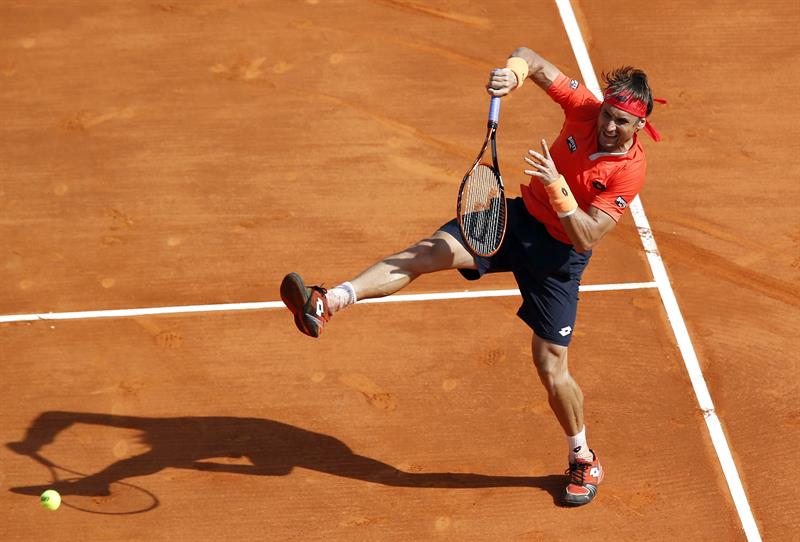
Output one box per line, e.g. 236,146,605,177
440,197,591,347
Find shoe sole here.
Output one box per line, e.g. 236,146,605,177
293,315,305,334
280,273,308,314
280,273,321,338
562,481,600,506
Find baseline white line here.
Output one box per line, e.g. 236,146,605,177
0,282,657,323
360,281,656,304
554,1,761,540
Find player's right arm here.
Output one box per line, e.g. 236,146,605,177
486,47,562,96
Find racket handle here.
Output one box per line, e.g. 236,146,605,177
488,96,501,125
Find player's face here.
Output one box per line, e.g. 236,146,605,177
596,103,645,152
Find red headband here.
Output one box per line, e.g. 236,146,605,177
603,90,667,142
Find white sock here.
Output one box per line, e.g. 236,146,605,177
325,282,357,314
567,426,593,462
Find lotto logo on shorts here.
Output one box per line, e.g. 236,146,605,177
567,136,577,152
615,196,628,209
558,326,572,337
570,79,579,90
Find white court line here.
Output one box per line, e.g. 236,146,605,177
554,1,762,540
0,282,657,323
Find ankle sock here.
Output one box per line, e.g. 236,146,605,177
325,282,357,313
567,426,593,462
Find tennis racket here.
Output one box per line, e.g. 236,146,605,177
456,96,507,257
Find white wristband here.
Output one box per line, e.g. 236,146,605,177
557,208,577,218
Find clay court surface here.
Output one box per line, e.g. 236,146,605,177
1,1,798,540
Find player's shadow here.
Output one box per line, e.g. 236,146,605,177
7,411,563,509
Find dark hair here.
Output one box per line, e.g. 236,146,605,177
602,66,653,117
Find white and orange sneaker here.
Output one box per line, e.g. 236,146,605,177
280,272,332,338
563,450,604,506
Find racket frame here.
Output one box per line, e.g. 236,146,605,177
456,97,508,257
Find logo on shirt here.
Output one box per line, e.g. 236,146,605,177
615,196,628,209
566,136,577,152
592,180,607,191
569,79,579,90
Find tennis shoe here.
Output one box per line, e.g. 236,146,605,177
280,272,331,338
563,450,603,506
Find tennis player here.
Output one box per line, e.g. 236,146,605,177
281,46,662,506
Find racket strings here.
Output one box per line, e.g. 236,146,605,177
461,165,505,255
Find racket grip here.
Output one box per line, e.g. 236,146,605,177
488,96,501,124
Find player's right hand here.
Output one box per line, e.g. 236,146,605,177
486,68,517,97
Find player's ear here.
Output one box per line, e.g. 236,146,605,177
636,118,646,130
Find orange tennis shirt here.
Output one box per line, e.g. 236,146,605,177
520,73,647,245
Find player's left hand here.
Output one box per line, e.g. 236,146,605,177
524,139,561,185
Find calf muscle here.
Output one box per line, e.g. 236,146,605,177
350,230,476,300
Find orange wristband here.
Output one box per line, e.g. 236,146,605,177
505,57,529,89
544,175,578,217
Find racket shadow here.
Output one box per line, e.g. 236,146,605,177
7,411,563,508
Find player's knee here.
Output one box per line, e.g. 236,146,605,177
532,341,569,392
404,237,455,273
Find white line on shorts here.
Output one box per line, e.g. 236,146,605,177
0,282,657,323
554,1,761,540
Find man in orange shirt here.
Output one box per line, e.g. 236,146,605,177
281,46,661,506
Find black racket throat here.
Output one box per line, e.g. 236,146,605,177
488,125,500,171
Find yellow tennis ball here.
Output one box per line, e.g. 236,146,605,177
40,489,61,511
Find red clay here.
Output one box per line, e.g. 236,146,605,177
2,1,796,540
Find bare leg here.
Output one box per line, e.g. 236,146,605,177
531,334,584,436
350,230,477,300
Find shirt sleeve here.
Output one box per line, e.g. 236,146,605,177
547,73,600,120
590,162,646,222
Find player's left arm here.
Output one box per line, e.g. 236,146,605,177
558,206,616,252
525,139,627,252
